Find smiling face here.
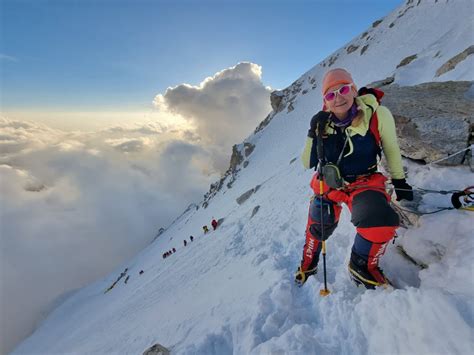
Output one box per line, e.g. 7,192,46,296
323,83,357,119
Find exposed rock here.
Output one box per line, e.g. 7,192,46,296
143,343,170,355
153,227,166,242
270,79,304,112
203,174,227,208
380,81,473,165
366,76,395,88
270,91,285,112
397,5,414,18
261,79,305,131
243,161,249,168
244,143,255,157
236,189,254,205
254,113,275,134
289,157,297,164
229,144,244,172
250,205,260,219
372,19,383,28
346,45,359,54
327,54,339,67
302,89,308,95
396,54,417,68
202,142,254,207
361,31,369,39
360,45,369,55
389,22,395,28
435,45,474,77
236,185,261,205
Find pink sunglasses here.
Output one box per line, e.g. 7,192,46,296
324,84,353,101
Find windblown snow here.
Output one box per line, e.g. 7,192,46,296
13,1,474,354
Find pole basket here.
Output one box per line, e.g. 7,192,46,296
319,288,331,297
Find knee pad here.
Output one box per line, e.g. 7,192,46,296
351,190,399,228
309,222,338,241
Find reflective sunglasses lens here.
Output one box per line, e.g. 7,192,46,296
324,92,336,101
339,85,351,95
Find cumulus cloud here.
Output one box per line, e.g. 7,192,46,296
154,62,272,170
106,137,151,153
0,117,219,353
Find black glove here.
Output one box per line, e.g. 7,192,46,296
294,266,317,287
392,178,414,201
308,111,331,138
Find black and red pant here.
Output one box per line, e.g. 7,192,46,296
301,173,399,283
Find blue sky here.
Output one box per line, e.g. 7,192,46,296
1,0,402,113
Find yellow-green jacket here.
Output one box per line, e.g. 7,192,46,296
301,94,405,180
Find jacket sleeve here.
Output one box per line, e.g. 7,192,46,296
301,136,319,169
377,105,405,179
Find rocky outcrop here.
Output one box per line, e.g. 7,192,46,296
259,79,307,134
229,145,244,172
244,143,255,157
270,78,305,113
372,19,383,28
154,228,166,241
236,185,261,205
254,112,275,134
270,91,285,112
397,54,417,68
250,205,260,219
435,45,474,77
143,343,170,355
202,142,256,208
327,54,339,67
258,77,310,133
374,81,473,165
346,45,359,54
202,176,226,209
368,76,395,88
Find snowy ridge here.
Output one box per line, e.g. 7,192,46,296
14,1,474,354
291,0,474,103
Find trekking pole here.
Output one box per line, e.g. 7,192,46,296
315,116,330,297
319,177,330,297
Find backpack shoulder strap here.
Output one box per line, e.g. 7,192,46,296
358,86,383,148
369,110,381,148
358,86,384,103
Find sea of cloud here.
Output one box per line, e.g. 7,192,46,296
0,62,272,353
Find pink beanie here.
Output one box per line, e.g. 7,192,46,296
321,68,356,95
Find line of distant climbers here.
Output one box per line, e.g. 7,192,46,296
105,218,220,293
104,268,145,293
162,218,219,259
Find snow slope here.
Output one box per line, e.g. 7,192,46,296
14,1,474,354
